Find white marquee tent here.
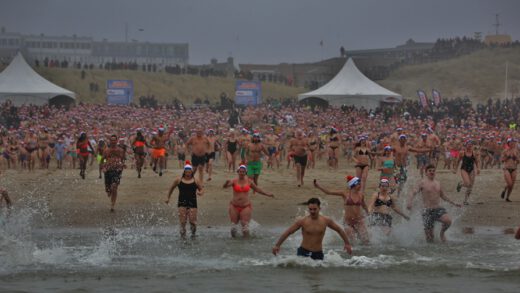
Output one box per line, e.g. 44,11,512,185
298,58,402,109
0,52,76,106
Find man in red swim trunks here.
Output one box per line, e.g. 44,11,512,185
150,127,170,176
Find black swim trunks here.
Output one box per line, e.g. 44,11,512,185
297,246,324,260
421,207,447,230
104,170,122,192
206,152,216,162
191,154,206,167
293,154,308,167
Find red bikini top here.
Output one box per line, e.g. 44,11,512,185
233,180,251,193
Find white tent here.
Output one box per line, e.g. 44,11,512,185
0,52,76,106
298,58,402,109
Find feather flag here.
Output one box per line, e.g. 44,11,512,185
417,90,429,109
432,89,442,106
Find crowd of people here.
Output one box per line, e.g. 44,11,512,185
1,98,520,259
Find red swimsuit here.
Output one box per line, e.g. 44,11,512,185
231,180,252,213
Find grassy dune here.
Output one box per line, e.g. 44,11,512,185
33,68,305,104
379,47,520,102
2,47,519,105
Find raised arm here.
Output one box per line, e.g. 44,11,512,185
272,219,303,255
313,179,344,196
326,217,352,255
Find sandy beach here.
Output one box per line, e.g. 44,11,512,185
3,157,519,233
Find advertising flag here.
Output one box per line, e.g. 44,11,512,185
417,90,429,109
432,89,442,106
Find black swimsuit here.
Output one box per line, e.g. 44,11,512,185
227,141,237,154
178,180,198,208
374,196,393,207
461,152,476,173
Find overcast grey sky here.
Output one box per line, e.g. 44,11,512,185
1,0,519,65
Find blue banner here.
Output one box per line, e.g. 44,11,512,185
107,80,133,105
235,80,261,105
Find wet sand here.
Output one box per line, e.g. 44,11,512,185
2,157,519,231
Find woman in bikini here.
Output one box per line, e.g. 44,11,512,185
328,128,340,169
368,178,409,235
500,138,519,202
223,164,274,238
453,140,480,205
313,175,369,244
353,136,371,192
165,161,204,238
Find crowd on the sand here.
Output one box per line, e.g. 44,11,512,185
1,98,520,259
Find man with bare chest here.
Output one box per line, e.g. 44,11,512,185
150,127,169,176
102,135,126,212
414,133,433,178
264,129,279,169
272,198,352,260
186,129,210,183
407,165,461,242
245,132,269,186
205,129,218,181
289,130,309,187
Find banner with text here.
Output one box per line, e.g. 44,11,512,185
235,80,262,105
107,80,133,105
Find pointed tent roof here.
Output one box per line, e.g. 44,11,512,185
0,52,76,105
298,58,401,109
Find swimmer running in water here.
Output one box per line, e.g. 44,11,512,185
223,164,274,238
314,176,370,244
407,164,462,243
165,161,204,238
272,197,352,260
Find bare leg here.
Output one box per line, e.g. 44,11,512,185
439,214,452,242
178,207,188,238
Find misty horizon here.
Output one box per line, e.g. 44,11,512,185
1,0,519,65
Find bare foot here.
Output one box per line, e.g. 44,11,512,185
440,232,447,242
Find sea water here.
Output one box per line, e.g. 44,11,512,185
1,205,520,293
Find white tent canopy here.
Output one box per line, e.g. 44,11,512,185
298,58,402,109
0,52,76,106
